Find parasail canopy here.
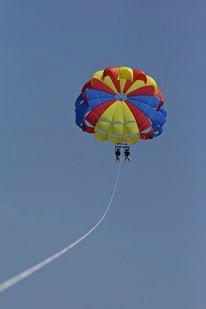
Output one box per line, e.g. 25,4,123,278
75,66,167,144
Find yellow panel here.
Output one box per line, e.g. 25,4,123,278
103,76,118,94
127,135,140,144
124,122,139,134
94,100,141,144
145,75,158,94
92,70,104,80
121,102,140,143
96,120,110,133
108,101,124,141
119,78,127,92
96,102,118,124
94,102,118,142
121,102,136,123
108,134,122,144
95,130,108,141
118,67,133,81
126,80,146,95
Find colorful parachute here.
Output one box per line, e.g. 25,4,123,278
75,66,167,144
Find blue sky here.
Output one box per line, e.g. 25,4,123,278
0,0,205,308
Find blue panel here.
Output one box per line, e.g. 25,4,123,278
76,104,87,120
127,98,156,118
87,98,112,111
75,94,88,129
85,89,115,111
75,95,84,108
85,89,115,100
127,98,167,131
159,108,167,117
85,90,114,110
152,112,166,127
128,95,160,108
152,126,164,138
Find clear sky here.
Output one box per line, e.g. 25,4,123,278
0,0,205,308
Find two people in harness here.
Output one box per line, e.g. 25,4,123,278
115,146,130,162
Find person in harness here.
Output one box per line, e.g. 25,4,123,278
115,148,121,162
124,148,131,162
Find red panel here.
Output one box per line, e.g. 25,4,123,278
126,101,151,130
102,67,120,92
127,85,155,96
156,89,164,109
157,101,163,110
81,80,92,103
157,89,164,102
133,70,147,84
81,80,92,93
84,99,116,130
133,69,142,76
140,128,154,139
91,78,116,94
123,80,133,93
103,66,119,79
83,126,94,133
108,74,120,93
126,101,154,139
